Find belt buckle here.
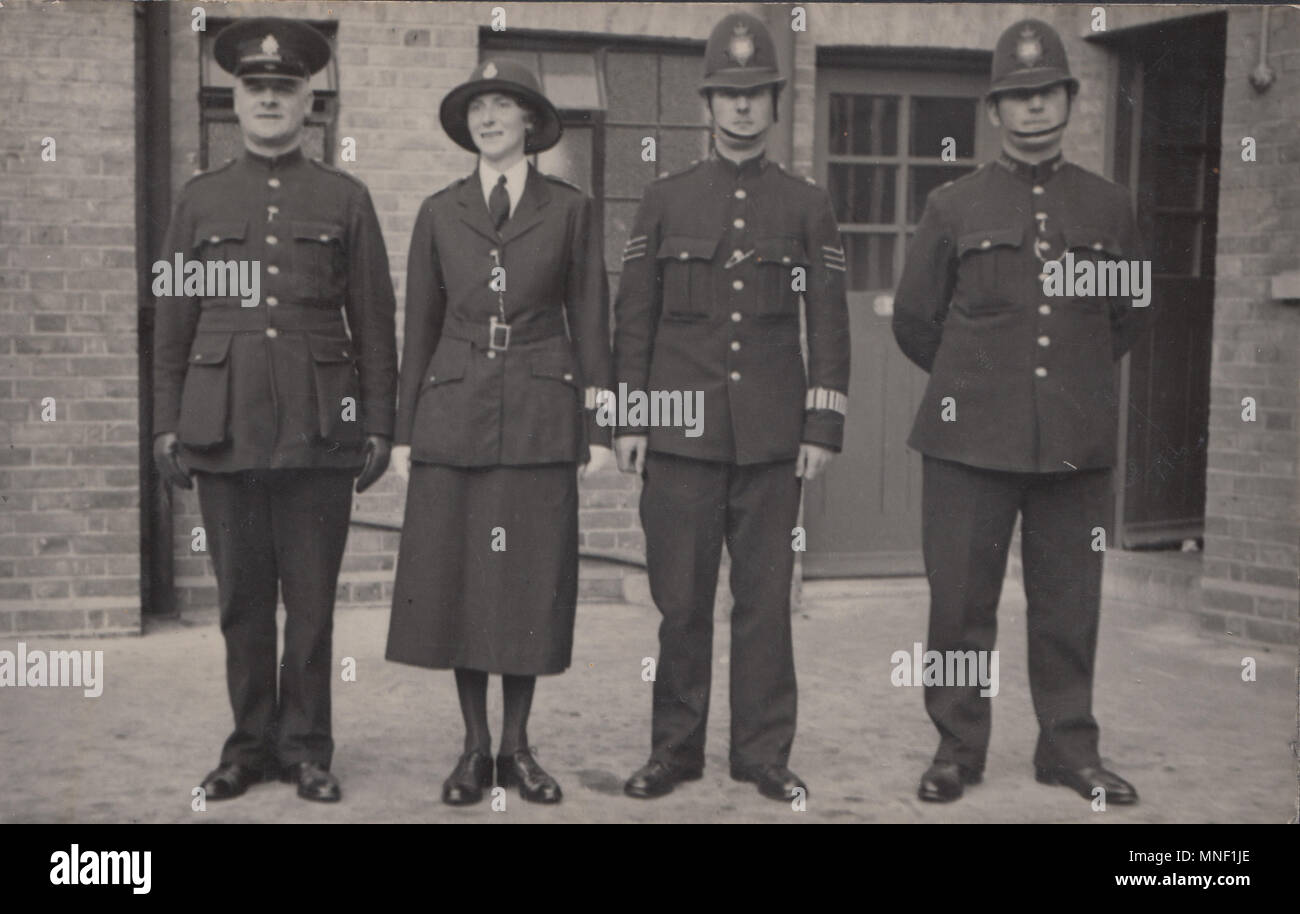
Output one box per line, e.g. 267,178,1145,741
489,316,511,351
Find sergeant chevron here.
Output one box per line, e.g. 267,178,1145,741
151,254,261,308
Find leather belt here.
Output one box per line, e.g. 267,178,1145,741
196,304,347,333
440,311,567,351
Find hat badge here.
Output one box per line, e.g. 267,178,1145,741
1015,27,1043,68
728,23,755,68
260,34,281,59
482,61,498,79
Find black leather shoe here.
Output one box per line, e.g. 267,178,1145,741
917,761,983,803
442,749,493,806
496,748,563,804
199,763,264,801
731,763,808,801
1036,764,1139,805
623,760,704,799
281,761,341,803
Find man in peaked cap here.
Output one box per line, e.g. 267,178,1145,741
153,17,397,803
615,11,850,802
892,18,1151,806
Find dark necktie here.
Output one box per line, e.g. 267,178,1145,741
489,174,510,231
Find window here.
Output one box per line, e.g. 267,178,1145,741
480,35,709,293
198,19,340,168
819,71,993,294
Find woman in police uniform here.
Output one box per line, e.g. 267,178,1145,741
386,60,613,806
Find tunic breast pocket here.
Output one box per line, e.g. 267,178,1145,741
192,221,248,298
752,236,810,318
291,221,346,302
1062,226,1127,314
177,332,233,448
955,226,1024,316
309,333,364,445
657,235,721,321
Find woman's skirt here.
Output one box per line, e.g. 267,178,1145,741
386,461,579,675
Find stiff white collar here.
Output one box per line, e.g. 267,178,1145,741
478,158,530,218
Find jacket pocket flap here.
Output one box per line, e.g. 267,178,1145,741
193,221,247,247
657,235,721,261
957,226,1023,256
1064,227,1126,256
425,340,469,385
293,220,344,244
308,334,356,363
187,332,233,366
753,236,810,266
531,353,580,387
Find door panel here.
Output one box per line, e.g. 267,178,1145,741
805,68,998,577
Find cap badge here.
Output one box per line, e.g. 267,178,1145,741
260,34,281,59
482,61,498,79
728,23,755,68
1015,27,1043,68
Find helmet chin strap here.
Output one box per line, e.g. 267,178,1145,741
1010,120,1067,139
718,124,764,143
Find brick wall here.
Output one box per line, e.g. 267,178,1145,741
0,0,140,636
1199,6,1300,643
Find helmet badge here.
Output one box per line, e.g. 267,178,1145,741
1015,27,1043,68
260,34,281,59
728,22,755,68
482,61,498,79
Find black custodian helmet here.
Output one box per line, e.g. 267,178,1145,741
699,12,787,94
988,19,1079,98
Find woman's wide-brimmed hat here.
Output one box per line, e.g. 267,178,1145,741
439,59,563,155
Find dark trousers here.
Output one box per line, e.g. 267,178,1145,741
196,469,354,770
639,451,802,770
921,456,1110,772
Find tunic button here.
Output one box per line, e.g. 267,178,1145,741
732,279,744,291
781,256,791,264
1038,335,1050,347
487,350,497,359
267,265,280,275
1036,240,1050,250
1092,241,1103,251
733,218,745,229
209,234,221,243
1035,366,1048,378
730,341,741,351
563,373,573,382
730,371,741,381
268,177,281,188
980,239,991,249
193,353,202,361
1035,211,1047,220
1032,185,1044,195
734,188,747,200
266,296,278,307
320,234,330,242
679,251,690,260
265,328,278,338
1039,304,1051,315
430,376,436,383
266,235,278,245
731,311,742,322
733,249,744,260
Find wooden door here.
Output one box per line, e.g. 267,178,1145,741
1111,14,1224,547
804,67,999,577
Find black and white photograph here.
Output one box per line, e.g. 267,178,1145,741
0,0,1296,866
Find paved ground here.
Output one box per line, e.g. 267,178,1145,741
0,578,1294,823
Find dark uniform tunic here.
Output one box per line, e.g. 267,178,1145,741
153,148,398,770
385,166,612,675
614,152,850,770
892,152,1153,773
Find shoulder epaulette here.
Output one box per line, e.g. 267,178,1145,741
308,157,368,189
653,159,706,184
542,172,584,193
183,158,236,187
